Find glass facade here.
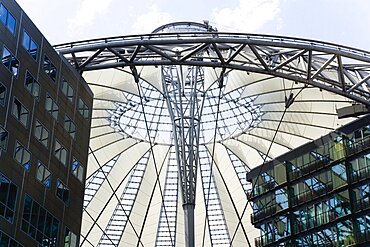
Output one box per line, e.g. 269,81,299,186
21,194,59,246
0,230,23,247
0,173,17,223
249,124,370,247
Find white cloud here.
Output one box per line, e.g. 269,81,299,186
67,0,113,35
212,0,281,32
131,5,173,34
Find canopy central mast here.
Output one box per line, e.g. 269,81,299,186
162,64,205,247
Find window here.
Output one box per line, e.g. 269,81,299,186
0,230,24,247
12,98,29,128
22,31,38,60
54,139,67,165
0,125,8,151
43,56,57,82
64,227,78,247
21,194,59,245
0,3,16,34
34,120,49,148
61,78,74,102
45,94,58,121
14,141,31,171
0,173,18,223
78,98,89,119
1,46,19,76
24,71,40,99
56,179,69,205
71,158,84,182
64,115,76,139
36,161,51,189
0,82,6,106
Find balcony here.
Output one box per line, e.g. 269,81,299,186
251,205,277,223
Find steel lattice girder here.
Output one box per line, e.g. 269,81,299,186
55,32,370,106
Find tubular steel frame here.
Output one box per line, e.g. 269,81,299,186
56,30,370,106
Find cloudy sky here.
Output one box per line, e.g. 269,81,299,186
16,0,370,51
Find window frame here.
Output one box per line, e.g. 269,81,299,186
33,119,49,149
11,97,29,128
43,55,57,82
64,227,78,247
64,115,76,140
1,45,19,77
78,98,89,119
61,78,74,103
0,3,16,35
45,93,59,121
54,139,68,166
22,30,38,60
56,179,69,205
71,158,84,183
35,161,52,189
0,81,6,106
0,172,18,224
24,70,40,100
13,141,31,171
21,194,60,244
0,125,8,151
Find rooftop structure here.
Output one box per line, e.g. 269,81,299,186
54,21,370,246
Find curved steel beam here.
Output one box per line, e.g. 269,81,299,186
55,32,370,106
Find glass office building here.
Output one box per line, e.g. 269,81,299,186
0,0,93,246
247,115,370,247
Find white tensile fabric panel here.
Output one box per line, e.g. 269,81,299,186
195,167,210,247
255,121,311,145
241,76,302,98
89,134,136,163
139,66,163,93
260,101,335,114
83,143,152,245
90,132,125,151
93,99,117,110
254,86,350,105
225,70,271,94
82,176,127,242
83,68,139,96
87,140,146,183
91,116,110,128
206,143,246,201
86,155,101,178
249,127,294,151
119,145,169,246
91,108,110,119
221,139,263,168
90,125,115,140
104,142,151,186
134,145,172,246
88,84,127,104
87,145,149,215
236,133,290,159
212,155,249,245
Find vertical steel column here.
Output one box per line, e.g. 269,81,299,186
162,65,205,247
